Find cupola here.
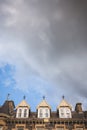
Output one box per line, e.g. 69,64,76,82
16,96,30,118
37,96,51,118
57,96,72,118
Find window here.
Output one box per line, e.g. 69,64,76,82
39,109,43,118
16,107,29,118
38,107,50,118
60,111,64,117
24,109,27,117
45,109,48,117
60,109,64,117
61,113,64,116
18,109,22,117
59,107,72,118
66,108,71,118
60,109,64,113
39,112,43,117
66,113,70,118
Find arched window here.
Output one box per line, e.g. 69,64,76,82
39,108,43,118
60,108,64,117
24,109,27,117
18,109,22,118
45,109,48,117
66,108,71,118
38,107,50,118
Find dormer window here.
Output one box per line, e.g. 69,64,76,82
16,99,30,118
59,107,72,118
57,97,72,118
16,107,29,118
37,97,51,118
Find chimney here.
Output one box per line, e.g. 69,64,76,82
75,103,82,113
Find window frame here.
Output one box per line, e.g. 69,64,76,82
18,108,22,118
38,107,50,118
24,108,27,117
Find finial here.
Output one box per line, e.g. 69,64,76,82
62,95,65,99
23,95,26,100
7,93,10,100
43,96,45,100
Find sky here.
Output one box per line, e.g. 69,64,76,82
0,0,87,111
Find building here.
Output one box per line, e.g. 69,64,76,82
0,96,87,130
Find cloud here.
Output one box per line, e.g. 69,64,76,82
0,0,87,109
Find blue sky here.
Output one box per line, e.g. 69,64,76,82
0,0,87,111
0,63,64,111
0,63,55,109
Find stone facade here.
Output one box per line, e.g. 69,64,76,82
0,98,87,130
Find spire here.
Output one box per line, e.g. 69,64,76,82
16,99,30,109
37,96,51,109
16,96,30,109
7,93,10,101
23,95,26,100
57,96,72,110
62,95,65,99
43,96,45,100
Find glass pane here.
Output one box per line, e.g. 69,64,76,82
18,109,22,117
40,109,42,112
60,109,64,113
39,112,43,117
45,109,49,117
66,113,70,118
45,112,48,117
24,109,27,117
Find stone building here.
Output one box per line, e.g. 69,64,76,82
0,96,87,130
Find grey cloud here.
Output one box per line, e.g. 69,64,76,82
0,0,87,108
